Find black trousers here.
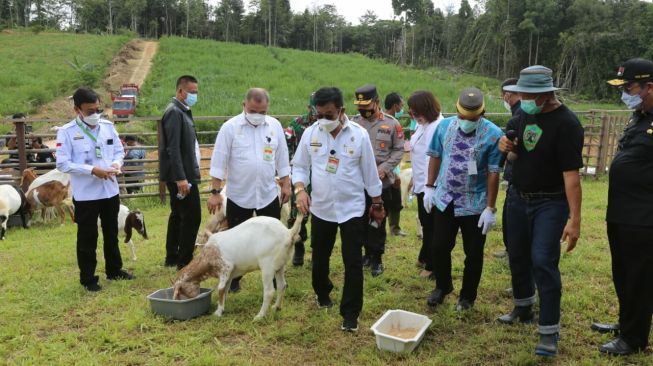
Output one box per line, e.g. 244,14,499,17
311,214,366,320
607,222,653,350
165,182,201,268
226,197,281,228
364,188,393,258
387,184,403,231
73,194,122,286
416,192,435,272
432,203,486,302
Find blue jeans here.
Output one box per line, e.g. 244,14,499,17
505,189,569,334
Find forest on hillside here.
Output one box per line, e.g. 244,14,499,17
2,0,652,99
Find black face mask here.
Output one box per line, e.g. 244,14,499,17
358,109,374,119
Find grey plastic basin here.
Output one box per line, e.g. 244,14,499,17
147,287,213,320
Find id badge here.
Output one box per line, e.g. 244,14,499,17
95,146,102,158
326,156,339,174
467,160,477,175
263,144,274,161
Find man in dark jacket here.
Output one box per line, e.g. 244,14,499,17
159,75,202,270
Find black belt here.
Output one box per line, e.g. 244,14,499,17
517,190,566,201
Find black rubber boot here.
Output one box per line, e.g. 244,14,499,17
535,333,559,357
292,242,305,266
497,305,534,324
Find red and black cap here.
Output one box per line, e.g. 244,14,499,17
608,58,653,86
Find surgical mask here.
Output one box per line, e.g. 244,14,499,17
185,92,197,107
395,109,405,118
621,91,643,109
521,98,544,115
409,119,417,131
82,113,101,126
246,113,266,126
318,117,340,132
358,109,374,119
503,100,512,112
458,118,478,134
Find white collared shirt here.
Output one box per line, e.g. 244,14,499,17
292,117,382,224
56,118,124,201
411,115,443,194
210,113,290,209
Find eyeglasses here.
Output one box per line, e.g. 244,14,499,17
619,82,643,93
316,108,341,120
82,108,103,116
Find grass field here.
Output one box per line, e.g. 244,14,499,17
0,178,648,365
0,31,131,119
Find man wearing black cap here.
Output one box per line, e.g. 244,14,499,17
424,87,502,312
498,65,584,357
352,84,405,276
595,58,653,356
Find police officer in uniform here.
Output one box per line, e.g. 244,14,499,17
593,58,653,356
352,85,405,276
56,88,133,292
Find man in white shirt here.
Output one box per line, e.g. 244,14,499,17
56,88,133,292
292,87,385,332
207,88,291,292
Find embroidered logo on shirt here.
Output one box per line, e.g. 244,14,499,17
523,124,543,152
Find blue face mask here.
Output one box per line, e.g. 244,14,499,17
621,91,643,109
185,92,198,107
521,97,544,115
409,118,417,131
395,109,405,118
458,118,478,134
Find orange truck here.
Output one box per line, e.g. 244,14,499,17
111,83,140,119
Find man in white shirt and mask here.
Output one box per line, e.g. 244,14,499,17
208,88,291,293
292,86,385,332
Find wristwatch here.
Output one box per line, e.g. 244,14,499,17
487,207,497,213
210,188,221,195
294,187,305,195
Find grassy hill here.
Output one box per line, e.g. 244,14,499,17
0,31,130,118
139,36,621,125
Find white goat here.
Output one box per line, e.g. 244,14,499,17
174,213,304,321
0,184,29,239
98,204,148,261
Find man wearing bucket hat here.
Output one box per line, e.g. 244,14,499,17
423,87,502,311
593,58,653,356
352,84,405,277
498,65,584,357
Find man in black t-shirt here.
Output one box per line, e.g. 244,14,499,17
497,65,584,358
593,58,653,356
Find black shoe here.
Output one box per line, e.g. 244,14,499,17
292,242,305,266
83,282,102,292
341,317,358,332
163,260,177,268
316,295,333,309
362,255,371,268
497,305,534,324
370,259,384,277
230,278,241,293
599,337,637,356
591,322,620,335
427,287,452,307
455,298,474,311
535,333,559,357
107,270,134,281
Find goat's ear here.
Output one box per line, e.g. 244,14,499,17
124,213,134,243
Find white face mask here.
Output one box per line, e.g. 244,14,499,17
82,113,101,126
245,112,266,126
318,117,340,132
503,100,512,112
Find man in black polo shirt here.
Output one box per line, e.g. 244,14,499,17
497,65,584,357
592,58,653,356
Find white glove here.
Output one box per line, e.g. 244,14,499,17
477,207,497,235
423,186,435,214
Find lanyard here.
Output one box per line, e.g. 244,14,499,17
75,118,99,143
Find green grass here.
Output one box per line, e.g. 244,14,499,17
140,37,621,128
0,31,131,117
0,178,648,365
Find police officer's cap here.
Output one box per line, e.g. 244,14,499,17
608,58,653,86
354,84,378,106
456,87,485,119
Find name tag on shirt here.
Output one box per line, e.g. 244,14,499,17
263,145,274,161
95,146,102,158
467,160,477,175
326,156,339,174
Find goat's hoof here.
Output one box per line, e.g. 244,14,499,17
271,305,281,312
213,310,223,317
253,314,265,321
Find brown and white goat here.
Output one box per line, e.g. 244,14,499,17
98,204,148,261
25,169,74,225
174,213,304,321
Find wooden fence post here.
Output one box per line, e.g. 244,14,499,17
15,120,27,174
157,118,166,204
596,112,611,176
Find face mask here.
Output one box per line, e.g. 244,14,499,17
458,118,478,134
521,98,544,115
81,113,101,126
395,109,405,118
318,117,340,132
621,91,643,109
409,119,417,131
503,100,512,112
185,92,197,107
246,112,266,126
358,109,374,119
